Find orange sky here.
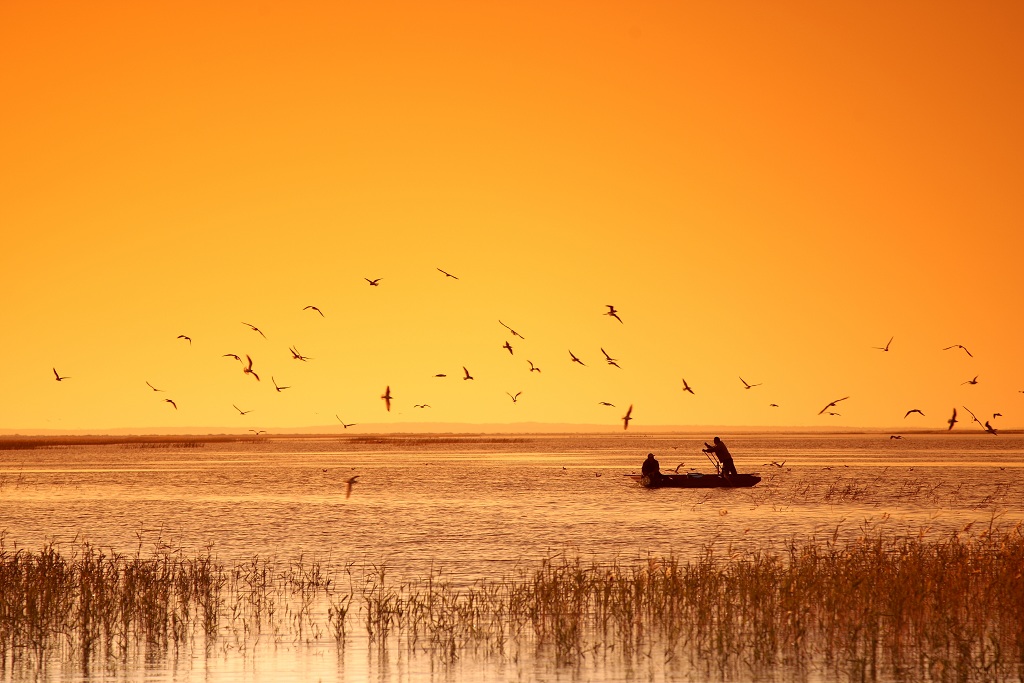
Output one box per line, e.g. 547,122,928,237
2,1,1022,432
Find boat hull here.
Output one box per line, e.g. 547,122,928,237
628,473,761,489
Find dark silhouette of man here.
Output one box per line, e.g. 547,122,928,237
641,452,661,482
703,437,737,477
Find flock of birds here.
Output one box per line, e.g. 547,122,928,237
47,272,1017,436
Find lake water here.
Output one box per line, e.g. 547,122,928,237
1,431,1022,682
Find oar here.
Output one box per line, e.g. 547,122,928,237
703,448,721,475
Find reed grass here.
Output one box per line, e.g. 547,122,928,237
1,524,1022,681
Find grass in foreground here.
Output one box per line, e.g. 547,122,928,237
1,524,1022,681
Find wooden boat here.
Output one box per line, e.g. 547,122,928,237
626,472,761,488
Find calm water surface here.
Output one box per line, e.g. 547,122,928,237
1,432,1022,682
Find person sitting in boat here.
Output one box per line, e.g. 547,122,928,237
641,452,662,482
703,437,737,478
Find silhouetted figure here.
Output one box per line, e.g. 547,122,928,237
641,452,661,483
704,437,737,477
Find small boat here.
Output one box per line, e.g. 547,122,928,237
626,472,761,489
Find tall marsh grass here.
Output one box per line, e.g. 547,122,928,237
2,524,1022,681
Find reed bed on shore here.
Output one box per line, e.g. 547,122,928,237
2,524,1022,681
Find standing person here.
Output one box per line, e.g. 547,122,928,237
703,437,737,477
641,452,662,483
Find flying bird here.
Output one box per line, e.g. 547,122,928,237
249,429,267,436
242,322,266,338
224,353,242,362
289,346,312,361
873,336,893,352
740,377,762,390
947,408,958,430
502,341,514,355
681,379,695,394
527,360,541,373
993,413,1002,419
233,404,252,415
621,404,633,430
243,355,260,381
303,305,324,317
943,344,973,358
437,268,459,279
507,391,522,403
825,412,841,416
345,475,359,499
336,415,355,428
890,435,903,440
962,405,982,425
569,350,586,366
164,399,177,410
462,366,475,380
962,376,979,385
414,404,431,408
272,376,289,392
499,320,525,339
53,368,69,381
904,409,925,418
601,348,620,368
365,278,382,286
598,401,615,407
818,396,850,415
984,421,998,435
769,403,779,408
146,381,164,392
177,335,192,345
381,386,392,411
434,373,447,378
605,305,623,323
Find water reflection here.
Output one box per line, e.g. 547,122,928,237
0,432,1022,681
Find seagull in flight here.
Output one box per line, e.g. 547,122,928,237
681,379,695,394
177,335,192,345
904,409,925,418
601,348,620,368
569,350,586,366
499,320,525,339
243,355,260,381
233,404,252,415
983,420,998,435
947,408,958,430
344,475,359,499
146,381,164,392
249,429,267,436
434,373,447,378
303,305,324,317
365,278,382,286
873,336,893,352
272,376,289,392
502,341,514,355
598,401,615,407
605,305,623,323
289,346,312,361
962,405,982,425
336,415,356,428
381,386,393,411
621,404,633,430
818,396,849,415
769,403,779,408
740,377,762,390
242,322,266,338
992,412,1002,419
943,344,973,358
414,404,431,408
53,368,69,381
962,375,979,385
164,399,177,410
507,391,521,403
527,360,541,373
463,366,474,380
437,268,459,280
224,353,242,363
890,435,903,440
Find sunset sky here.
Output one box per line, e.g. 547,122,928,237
2,2,1022,433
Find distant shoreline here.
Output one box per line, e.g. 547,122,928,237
1,424,1019,438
